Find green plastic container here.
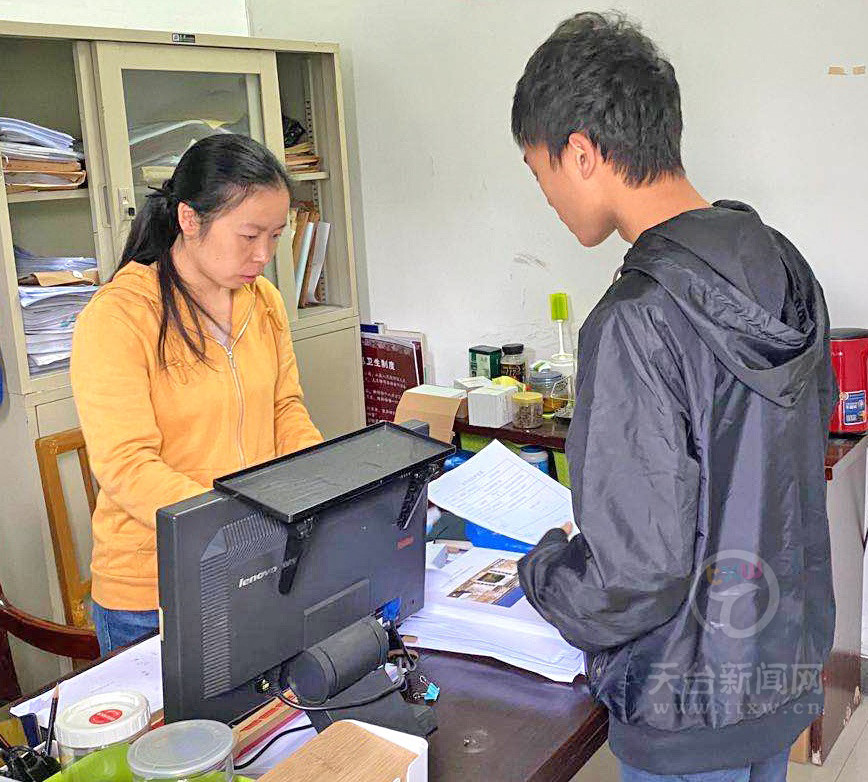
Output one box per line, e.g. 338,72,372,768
44,748,254,782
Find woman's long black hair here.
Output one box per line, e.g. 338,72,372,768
117,133,291,367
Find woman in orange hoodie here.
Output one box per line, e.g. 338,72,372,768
71,134,322,653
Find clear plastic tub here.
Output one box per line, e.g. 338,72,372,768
54,690,151,782
512,391,544,429
127,720,234,782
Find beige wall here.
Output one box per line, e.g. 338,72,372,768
0,0,249,34
248,0,868,383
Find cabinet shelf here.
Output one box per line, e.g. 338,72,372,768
288,170,329,182
6,188,89,204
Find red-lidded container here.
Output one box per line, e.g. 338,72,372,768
829,328,868,435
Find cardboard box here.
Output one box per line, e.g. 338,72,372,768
395,385,466,443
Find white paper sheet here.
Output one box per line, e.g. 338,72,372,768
10,635,163,728
427,440,575,544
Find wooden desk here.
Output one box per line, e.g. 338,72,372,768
11,642,606,782
422,651,606,782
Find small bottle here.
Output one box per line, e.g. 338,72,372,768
518,445,550,475
500,343,527,383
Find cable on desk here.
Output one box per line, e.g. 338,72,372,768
234,724,314,770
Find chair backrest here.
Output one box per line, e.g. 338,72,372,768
0,579,100,670
35,428,96,629
0,623,21,702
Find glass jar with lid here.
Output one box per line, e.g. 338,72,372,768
500,343,527,383
528,369,569,414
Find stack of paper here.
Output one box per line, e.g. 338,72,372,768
19,283,97,374
0,118,77,150
15,245,97,277
400,545,585,682
1,118,86,193
284,141,321,173
130,120,228,171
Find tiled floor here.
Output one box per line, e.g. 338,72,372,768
572,690,868,781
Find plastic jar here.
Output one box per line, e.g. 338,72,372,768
127,720,235,782
519,445,550,475
500,344,527,383
512,391,544,429
528,369,569,414
55,690,151,782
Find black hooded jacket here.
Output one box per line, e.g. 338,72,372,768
518,201,837,774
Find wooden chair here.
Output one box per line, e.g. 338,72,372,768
0,621,20,703
34,428,96,629
0,578,100,702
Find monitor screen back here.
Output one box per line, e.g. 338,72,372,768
157,475,427,724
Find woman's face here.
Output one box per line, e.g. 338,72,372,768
178,185,290,289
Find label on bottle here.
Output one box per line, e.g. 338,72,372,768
501,361,525,383
89,709,123,725
842,390,866,425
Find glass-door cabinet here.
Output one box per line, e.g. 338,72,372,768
0,22,362,413
90,43,290,287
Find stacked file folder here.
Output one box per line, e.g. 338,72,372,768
1,118,86,193
16,247,98,375
400,544,585,683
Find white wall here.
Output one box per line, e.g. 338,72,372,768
249,0,868,384
0,0,249,34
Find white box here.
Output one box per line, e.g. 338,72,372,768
345,720,428,782
468,385,516,428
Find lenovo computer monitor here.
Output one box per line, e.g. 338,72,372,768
156,422,453,726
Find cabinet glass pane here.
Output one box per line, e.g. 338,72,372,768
121,70,263,210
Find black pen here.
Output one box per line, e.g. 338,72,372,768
43,685,60,758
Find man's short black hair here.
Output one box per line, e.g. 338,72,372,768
512,12,684,186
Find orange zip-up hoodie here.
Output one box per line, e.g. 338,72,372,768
71,262,323,610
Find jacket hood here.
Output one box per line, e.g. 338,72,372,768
622,201,826,407
103,261,162,305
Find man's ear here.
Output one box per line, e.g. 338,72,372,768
566,132,597,180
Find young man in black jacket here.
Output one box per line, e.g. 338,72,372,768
512,13,837,782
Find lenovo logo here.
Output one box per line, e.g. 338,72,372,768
238,565,280,588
